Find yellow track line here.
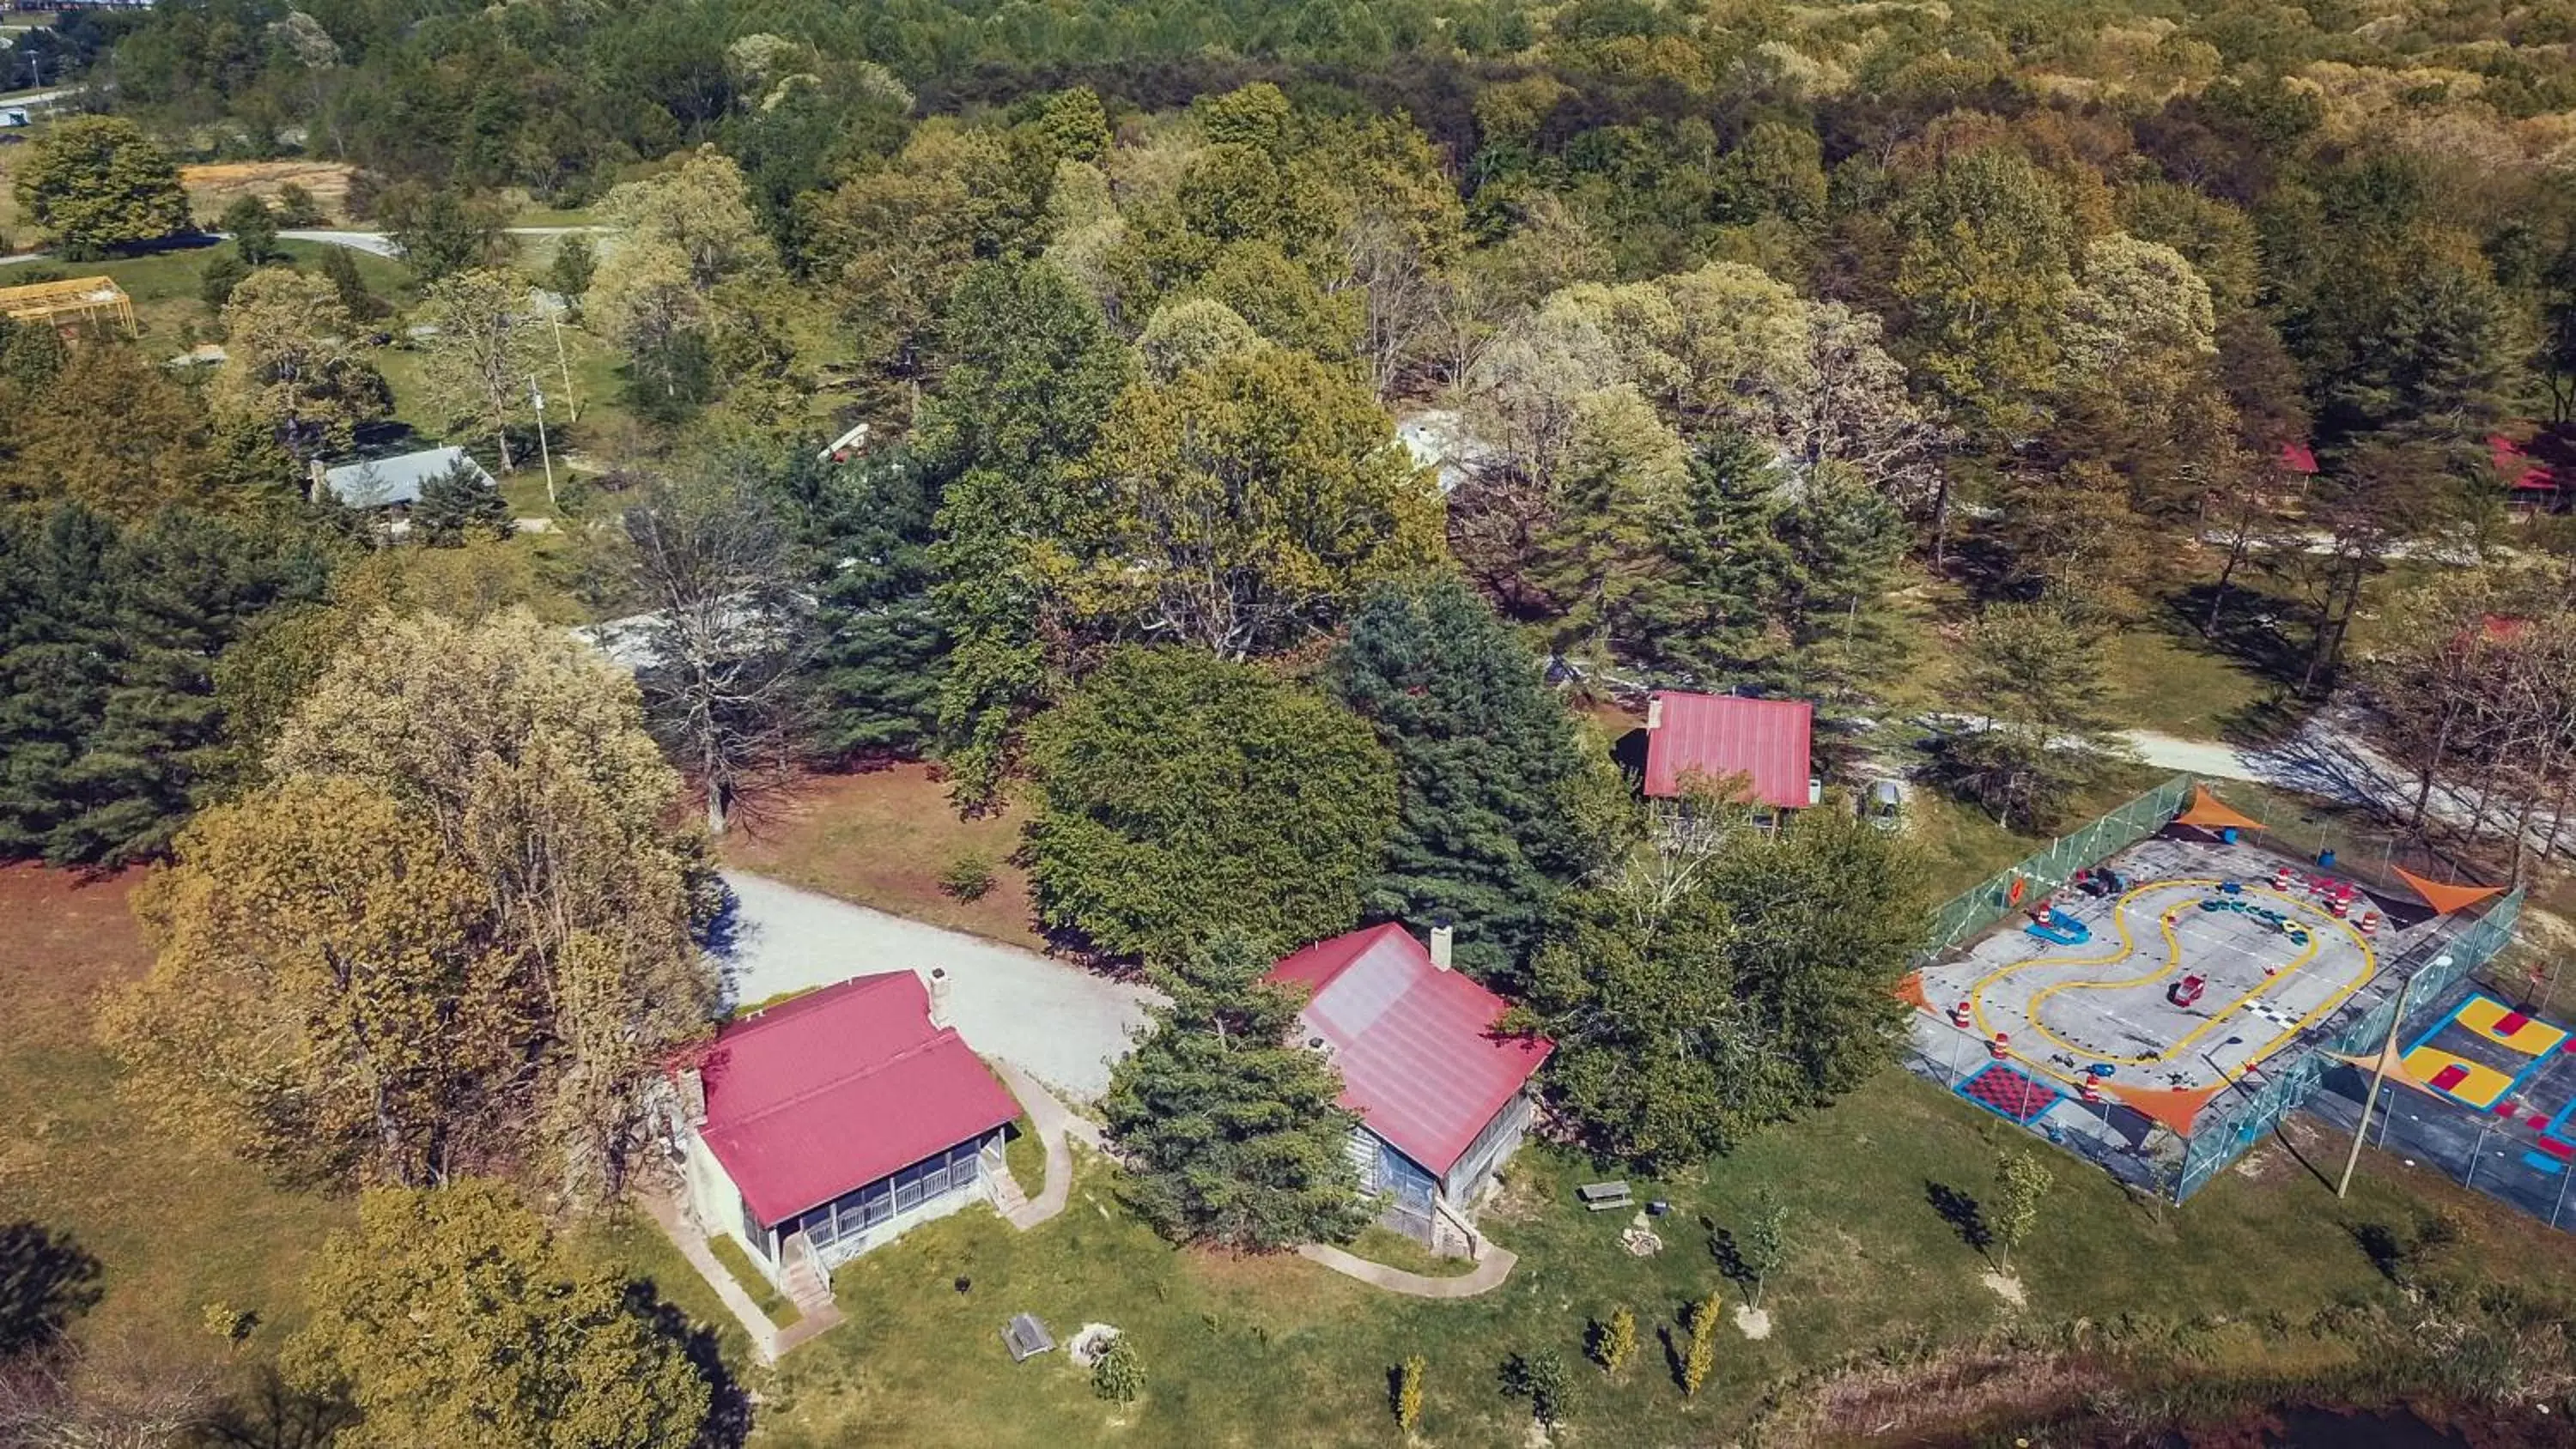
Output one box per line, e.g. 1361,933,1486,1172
1962,879,2378,1093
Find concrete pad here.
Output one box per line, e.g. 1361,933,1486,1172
714,870,1157,1101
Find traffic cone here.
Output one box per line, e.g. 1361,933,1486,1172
1950,1001,1973,1028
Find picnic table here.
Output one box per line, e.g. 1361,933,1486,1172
1577,1180,1633,1212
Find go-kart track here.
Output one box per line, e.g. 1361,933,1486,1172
1911,833,2399,1108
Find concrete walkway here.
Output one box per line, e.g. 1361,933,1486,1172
641,1186,842,1365
993,1060,1095,1230
716,870,1156,1100
1295,1242,1519,1299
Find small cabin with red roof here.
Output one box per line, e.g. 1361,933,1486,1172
1266,923,1552,1255
665,970,1022,1290
1640,690,1819,816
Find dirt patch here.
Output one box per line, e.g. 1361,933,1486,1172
720,764,1047,951
1734,1304,1772,1339
1979,1270,2026,1306
180,161,355,224
0,863,149,1022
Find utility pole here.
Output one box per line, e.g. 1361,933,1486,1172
549,312,580,422
530,375,556,510
2338,961,2436,1198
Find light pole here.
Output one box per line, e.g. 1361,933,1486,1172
2338,958,2439,1198
530,375,556,510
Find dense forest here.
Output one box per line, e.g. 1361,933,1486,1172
7,1,2576,1438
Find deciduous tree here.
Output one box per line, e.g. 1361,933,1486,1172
106,610,718,1201
13,116,189,258
1059,348,1443,658
415,269,545,471
216,269,392,463
284,1181,714,1449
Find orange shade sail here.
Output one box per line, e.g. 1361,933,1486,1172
2173,786,2266,834
2326,1044,2449,1101
2103,1081,2222,1136
2393,866,2506,916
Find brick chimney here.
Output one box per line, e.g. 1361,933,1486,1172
928,967,953,1029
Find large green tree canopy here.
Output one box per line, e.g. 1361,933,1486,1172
1028,646,1397,967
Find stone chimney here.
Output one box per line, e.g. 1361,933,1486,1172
1645,694,1664,731
677,1065,707,1128
1429,923,1455,972
928,967,953,1029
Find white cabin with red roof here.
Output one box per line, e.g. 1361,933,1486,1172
1266,924,1552,1256
664,971,1023,1291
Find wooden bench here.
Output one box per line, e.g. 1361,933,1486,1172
1577,1180,1633,1212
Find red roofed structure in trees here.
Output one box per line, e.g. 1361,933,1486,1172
1640,690,1818,812
1267,923,1551,1254
665,971,1022,1288
2276,440,2318,476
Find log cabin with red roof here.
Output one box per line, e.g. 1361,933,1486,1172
1266,923,1552,1257
661,970,1022,1293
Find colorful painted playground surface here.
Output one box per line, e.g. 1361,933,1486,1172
1908,832,2426,1137
2397,991,2576,1176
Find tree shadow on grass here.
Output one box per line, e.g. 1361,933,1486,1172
199,1367,359,1449
1708,1226,1754,1304
626,1283,753,1449
1924,1180,1993,1261
0,1220,103,1357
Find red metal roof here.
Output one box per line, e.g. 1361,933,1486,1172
692,973,1022,1228
2276,441,2318,476
1266,924,1552,1177
1641,691,1814,809
2491,434,2556,491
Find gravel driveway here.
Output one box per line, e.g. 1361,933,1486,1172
714,870,1156,1100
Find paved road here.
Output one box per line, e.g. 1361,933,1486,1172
714,870,1155,1100
0,224,613,268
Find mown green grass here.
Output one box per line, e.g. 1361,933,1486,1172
743,1070,2576,1449
708,1233,802,1329
1005,1119,1048,1204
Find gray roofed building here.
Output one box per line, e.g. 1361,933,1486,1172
315,446,495,508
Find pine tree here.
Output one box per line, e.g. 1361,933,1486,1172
412,457,512,547
1329,578,1607,983
1101,931,1370,1251
1636,433,1795,690
0,503,332,865
0,504,120,858
783,448,945,757
1771,461,1907,718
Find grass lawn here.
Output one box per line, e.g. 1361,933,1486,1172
2099,623,2272,740
744,1069,2576,1448
1340,1224,1474,1278
708,1234,802,1330
721,765,1048,952
0,239,411,344
1905,761,2170,898
1005,1120,1048,1203
0,864,349,1363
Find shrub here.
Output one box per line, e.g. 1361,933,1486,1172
1501,1348,1570,1427
939,850,997,901
1091,1333,1144,1404
1393,1355,1424,1431
1589,1306,1637,1375
1681,1296,1718,1397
